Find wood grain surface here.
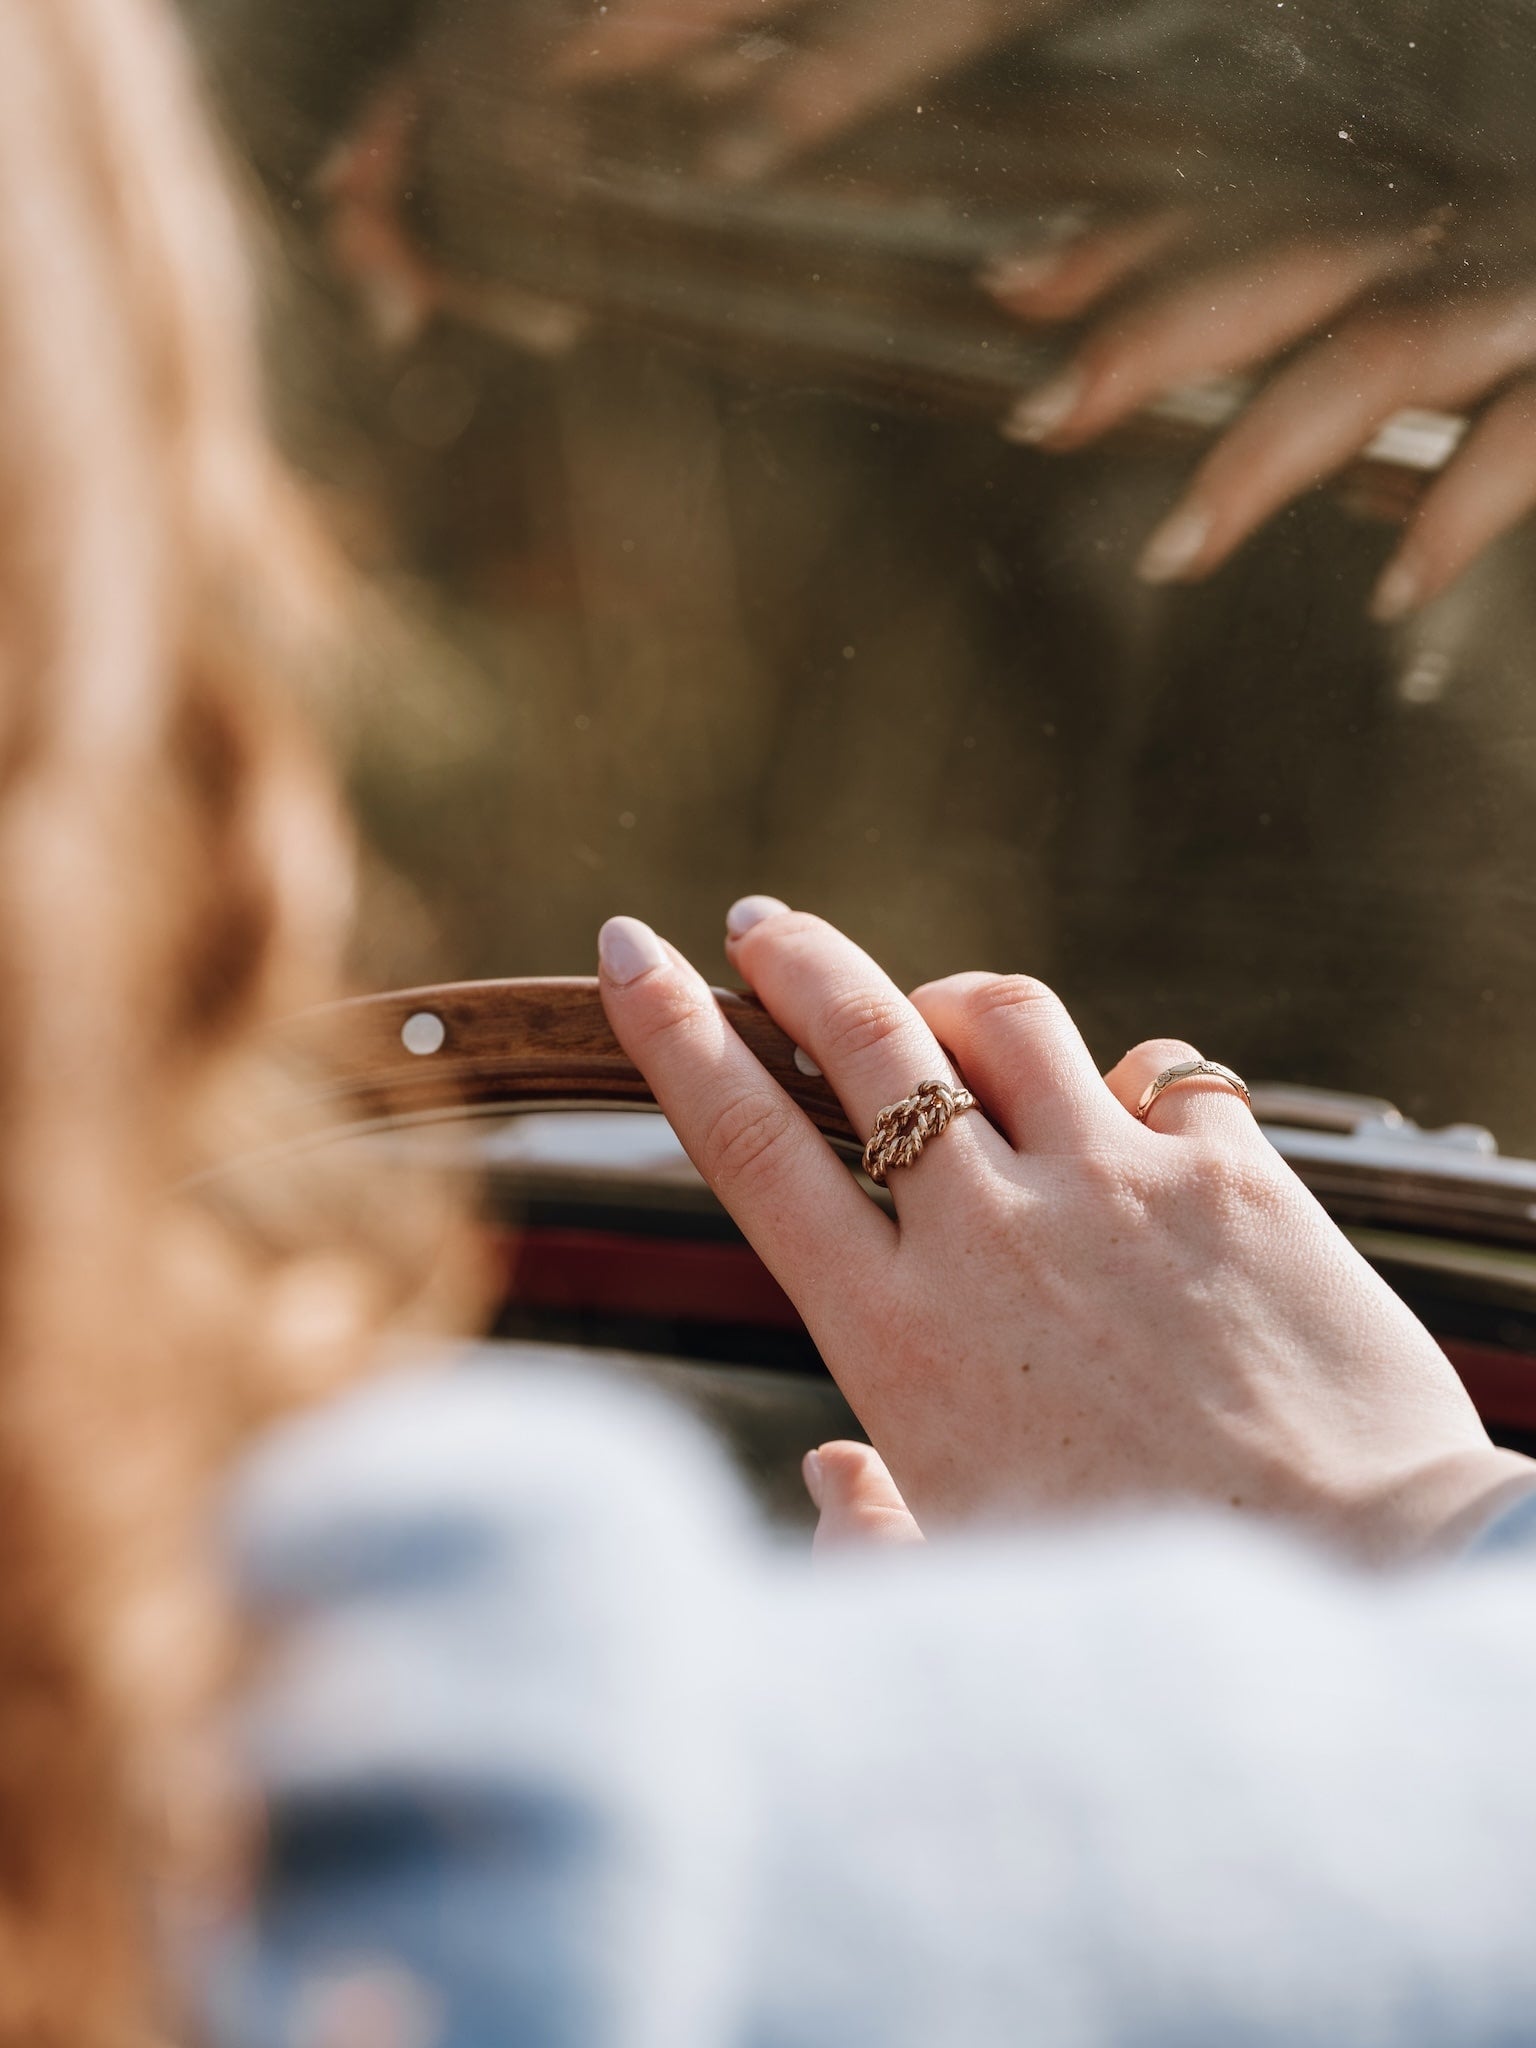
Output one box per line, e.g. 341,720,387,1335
294,975,860,1145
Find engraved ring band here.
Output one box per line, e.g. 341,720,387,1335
1134,1057,1252,1125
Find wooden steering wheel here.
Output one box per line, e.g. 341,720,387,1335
299,975,857,1143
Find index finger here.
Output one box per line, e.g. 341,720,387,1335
597,917,893,1317
551,0,802,82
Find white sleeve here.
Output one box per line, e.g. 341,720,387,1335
221,1362,1536,2048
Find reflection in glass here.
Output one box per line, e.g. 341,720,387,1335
193,0,1536,1147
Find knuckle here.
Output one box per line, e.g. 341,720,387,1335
964,973,1061,1025
1127,1036,1201,1073
967,1200,1042,1280
627,976,711,1057
1179,1148,1290,1229
1071,1149,1149,1222
700,1089,796,1195
817,983,909,1065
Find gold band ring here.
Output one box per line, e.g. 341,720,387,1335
862,1079,977,1184
1134,1057,1251,1124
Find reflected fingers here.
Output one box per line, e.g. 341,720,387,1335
982,210,1189,325
551,0,801,82
698,0,1016,180
1373,378,1536,618
1004,234,1415,451
1136,286,1536,585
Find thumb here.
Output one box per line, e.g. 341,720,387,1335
803,1441,924,1555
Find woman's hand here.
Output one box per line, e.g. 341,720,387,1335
598,899,1533,1558
989,215,1536,618
552,0,1063,183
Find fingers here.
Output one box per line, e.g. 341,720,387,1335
318,78,443,348
907,971,1120,1153
1101,1037,1265,1145
598,916,893,1313
697,0,1012,181
551,0,797,82
1134,285,1536,586
723,900,1012,1201
982,210,1189,325
804,1441,923,1553
1372,378,1536,619
1003,234,1415,451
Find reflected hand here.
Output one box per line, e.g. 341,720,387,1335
599,898,1533,1558
318,72,588,358
318,76,444,348
989,216,1536,617
553,0,1062,181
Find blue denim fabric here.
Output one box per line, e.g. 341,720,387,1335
208,1358,1536,2048
1467,1481,1536,1559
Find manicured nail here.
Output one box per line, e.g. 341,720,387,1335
802,1448,824,1510
1137,505,1212,584
726,893,788,938
598,915,669,983
1002,369,1084,446
1370,556,1422,623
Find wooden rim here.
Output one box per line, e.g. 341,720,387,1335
291,975,859,1145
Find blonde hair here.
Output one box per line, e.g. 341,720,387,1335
0,3,447,2038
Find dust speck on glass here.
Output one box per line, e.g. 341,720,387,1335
188,0,1536,1150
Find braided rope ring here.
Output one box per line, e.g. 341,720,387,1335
862,1079,977,1185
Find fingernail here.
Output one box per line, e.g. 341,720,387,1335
980,247,1065,298
802,1448,824,1510
793,1045,822,1078
598,915,669,984
1137,505,1212,584
702,126,781,183
1370,556,1421,623
1002,369,1084,446
725,893,788,938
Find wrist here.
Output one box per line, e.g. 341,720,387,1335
1347,1445,1536,1564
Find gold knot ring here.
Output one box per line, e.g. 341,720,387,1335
862,1079,977,1185
1134,1057,1252,1124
